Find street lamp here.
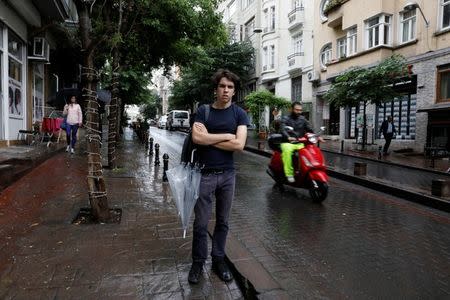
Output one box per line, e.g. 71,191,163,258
253,28,263,33
403,1,429,27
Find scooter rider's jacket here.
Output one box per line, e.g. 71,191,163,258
280,115,314,141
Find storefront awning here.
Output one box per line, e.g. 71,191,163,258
417,102,450,113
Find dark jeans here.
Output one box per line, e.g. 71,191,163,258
383,133,393,153
192,170,235,264
66,124,79,148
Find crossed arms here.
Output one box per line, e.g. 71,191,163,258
192,122,247,152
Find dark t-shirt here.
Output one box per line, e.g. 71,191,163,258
195,104,249,170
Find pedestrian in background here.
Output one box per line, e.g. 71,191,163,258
63,95,82,154
379,115,396,155
188,69,249,284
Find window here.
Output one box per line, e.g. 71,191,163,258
242,0,254,10
337,37,346,58
400,9,416,43
270,45,275,69
291,76,302,102
244,18,255,39
33,64,44,123
437,65,450,103
441,0,450,29
292,0,302,9
320,0,330,21
8,30,23,117
346,27,357,56
263,9,269,32
292,34,303,54
365,14,391,49
270,6,276,31
263,46,268,71
320,43,332,68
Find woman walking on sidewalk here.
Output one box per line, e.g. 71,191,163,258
63,96,83,154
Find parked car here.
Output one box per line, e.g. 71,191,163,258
158,115,168,129
167,110,190,131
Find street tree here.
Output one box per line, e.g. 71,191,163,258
324,54,408,149
169,41,255,111
101,0,227,168
74,0,227,221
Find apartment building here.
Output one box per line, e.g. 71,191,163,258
0,0,78,146
218,0,316,128
313,0,450,151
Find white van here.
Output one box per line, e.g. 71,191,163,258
167,110,190,131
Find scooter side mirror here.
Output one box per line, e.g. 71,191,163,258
320,126,326,131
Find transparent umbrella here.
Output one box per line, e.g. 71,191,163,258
166,161,202,238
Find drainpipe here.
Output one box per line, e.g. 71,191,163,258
52,74,59,92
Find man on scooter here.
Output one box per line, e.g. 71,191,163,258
280,101,317,183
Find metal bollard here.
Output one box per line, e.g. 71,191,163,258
340,140,344,153
162,153,169,182
149,137,154,156
378,146,382,160
154,143,160,166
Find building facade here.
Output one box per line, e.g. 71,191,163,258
218,0,316,129
313,0,450,151
0,0,77,146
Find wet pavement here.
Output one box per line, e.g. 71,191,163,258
1,127,449,299
231,151,450,299
0,127,242,299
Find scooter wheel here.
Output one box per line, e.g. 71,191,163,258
309,182,328,203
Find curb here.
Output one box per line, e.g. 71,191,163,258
321,148,450,176
207,223,290,299
244,146,450,212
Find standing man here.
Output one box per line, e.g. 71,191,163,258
379,115,397,155
188,69,249,284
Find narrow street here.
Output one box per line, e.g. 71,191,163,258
150,127,450,299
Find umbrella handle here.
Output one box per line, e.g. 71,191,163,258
190,149,197,164
183,229,187,239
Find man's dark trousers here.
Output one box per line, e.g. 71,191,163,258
192,170,235,263
383,132,394,153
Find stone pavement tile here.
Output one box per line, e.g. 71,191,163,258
97,275,144,297
142,273,181,295
3,286,58,300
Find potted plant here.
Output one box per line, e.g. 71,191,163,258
244,89,290,139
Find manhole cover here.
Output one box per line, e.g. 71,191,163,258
72,207,122,225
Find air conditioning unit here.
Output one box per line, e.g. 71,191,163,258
29,37,50,61
306,70,320,82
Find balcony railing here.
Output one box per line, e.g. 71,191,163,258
287,52,304,70
288,6,304,30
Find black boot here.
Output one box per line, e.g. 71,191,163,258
188,262,203,284
212,259,233,282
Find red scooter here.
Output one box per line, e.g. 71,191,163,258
266,128,328,202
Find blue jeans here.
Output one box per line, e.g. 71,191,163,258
192,170,235,263
66,124,79,148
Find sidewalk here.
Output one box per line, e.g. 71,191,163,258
245,131,450,173
0,128,242,299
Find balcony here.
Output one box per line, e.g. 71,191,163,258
288,7,304,31
287,52,304,73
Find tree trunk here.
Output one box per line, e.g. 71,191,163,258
107,48,119,169
75,0,110,222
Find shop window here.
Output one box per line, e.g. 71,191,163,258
441,0,450,30
376,94,416,140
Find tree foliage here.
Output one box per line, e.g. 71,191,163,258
324,54,408,108
139,91,162,121
244,89,291,131
169,41,255,111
